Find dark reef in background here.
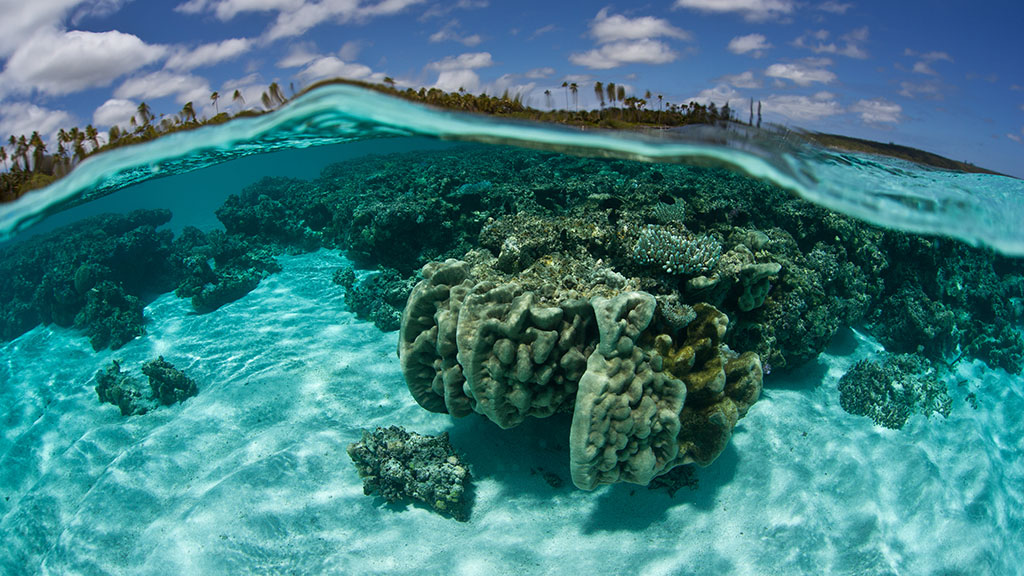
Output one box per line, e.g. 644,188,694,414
2,144,1021,387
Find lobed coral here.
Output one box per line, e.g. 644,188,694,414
398,258,762,490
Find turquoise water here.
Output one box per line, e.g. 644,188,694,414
0,85,1022,574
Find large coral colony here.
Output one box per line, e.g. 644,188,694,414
1,145,1022,497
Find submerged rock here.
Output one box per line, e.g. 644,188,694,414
95,357,198,416
95,360,155,416
838,353,952,429
346,426,471,522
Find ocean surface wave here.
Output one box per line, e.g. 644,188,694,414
1,84,1021,255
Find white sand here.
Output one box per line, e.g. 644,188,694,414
1,250,1020,575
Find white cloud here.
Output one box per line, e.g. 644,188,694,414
728,33,771,57
589,8,691,43
0,0,83,57
277,42,320,68
525,67,555,79
685,84,742,106
907,50,953,76
165,38,252,71
794,27,868,59
434,69,481,93
673,0,795,21
429,20,483,46
0,102,74,146
338,40,364,61
428,52,494,71
817,1,851,14
92,98,139,128
851,98,902,124
1008,133,1021,143
720,70,761,88
2,29,167,95
264,0,425,40
765,60,836,86
762,92,842,122
116,70,211,104
297,56,375,83
898,79,944,100
570,39,678,70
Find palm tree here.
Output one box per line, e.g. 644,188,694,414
560,81,569,110
68,127,86,162
232,89,245,110
383,77,396,89
657,94,663,125
7,135,19,170
606,82,616,107
543,89,552,109
16,135,29,172
137,102,153,127
268,82,286,107
210,91,220,115
29,132,45,172
181,102,197,124
0,146,8,172
594,81,605,110
57,128,70,160
261,91,273,110
85,125,100,151
569,82,579,112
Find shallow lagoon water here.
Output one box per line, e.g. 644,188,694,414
0,86,1022,575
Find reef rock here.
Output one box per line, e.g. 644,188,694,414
398,258,762,490
347,426,471,522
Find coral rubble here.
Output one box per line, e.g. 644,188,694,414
838,353,952,429
346,426,472,521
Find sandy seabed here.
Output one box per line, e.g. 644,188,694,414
1,250,1020,576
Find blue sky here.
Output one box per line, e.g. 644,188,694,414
0,0,1021,177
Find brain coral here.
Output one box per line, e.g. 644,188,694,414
399,258,762,490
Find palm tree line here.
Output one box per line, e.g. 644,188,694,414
0,82,293,201
1,77,755,203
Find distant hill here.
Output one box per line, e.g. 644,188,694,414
802,132,1008,176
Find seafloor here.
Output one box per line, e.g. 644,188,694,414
0,142,1022,575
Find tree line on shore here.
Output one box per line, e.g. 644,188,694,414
0,78,756,203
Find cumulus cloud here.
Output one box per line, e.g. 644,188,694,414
762,92,842,122
728,33,771,57
719,70,761,88
673,0,794,21
524,67,555,79
92,98,139,128
165,38,252,71
2,29,167,95
589,8,691,43
794,27,869,59
267,0,425,40
906,49,953,76
685,84,742,107
898,79,944,100
429,20,482,46
434,69,482,93
851,98,902,124
0,0,86,57
765,59,836,86
429,52,493,93
0,102,74,146
817,1,851,14
570,39,679,69
116,70,211,104
428,52,494,71
297,56,377,83
569,9,691,70
277,42,320,68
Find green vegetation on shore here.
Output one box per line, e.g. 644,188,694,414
0,78,1005,204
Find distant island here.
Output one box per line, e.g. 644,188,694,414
0,77,1006,203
